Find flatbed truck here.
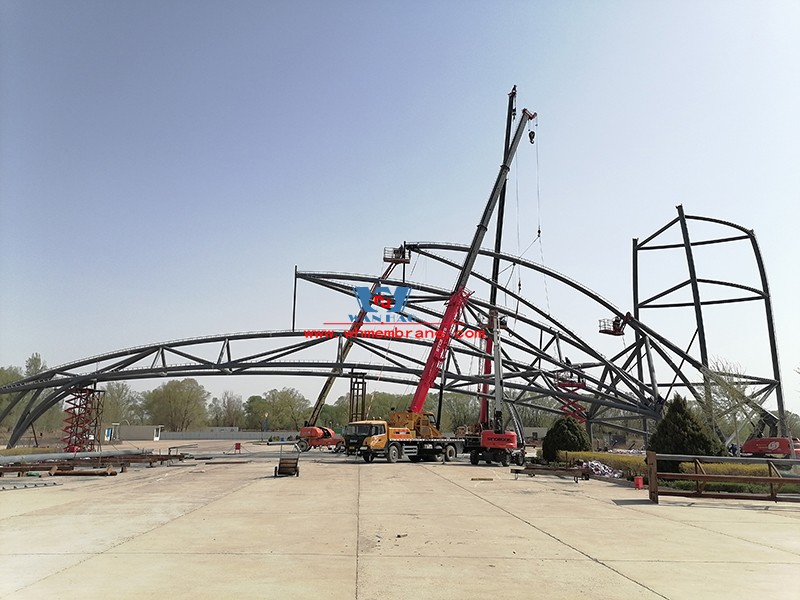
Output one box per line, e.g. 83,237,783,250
342,417,464,463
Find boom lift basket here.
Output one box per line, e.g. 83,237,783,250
599,317,625,336
384,246,411,264
555,372,587,391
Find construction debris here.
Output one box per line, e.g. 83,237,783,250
583,460,624,478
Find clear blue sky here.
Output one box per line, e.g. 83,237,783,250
1,1,798,413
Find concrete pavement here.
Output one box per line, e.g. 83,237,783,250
1,441,798,599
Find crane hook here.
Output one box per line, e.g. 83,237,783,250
528,131,536,144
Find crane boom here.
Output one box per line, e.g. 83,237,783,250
482,85,517,426
305,261,400,426
408,108,536,413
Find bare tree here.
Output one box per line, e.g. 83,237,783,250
220,391,244,427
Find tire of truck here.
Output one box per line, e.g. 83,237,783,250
387,444,400,463
514,452,525,466
296,439,310,452
470,450,480,465
333,442,344,454
500,451,510,467
362,452,375,463
444,444,457,462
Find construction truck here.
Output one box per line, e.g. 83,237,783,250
342,411,464,463
463,407,526,467
457,89,531,468
464,308,527,467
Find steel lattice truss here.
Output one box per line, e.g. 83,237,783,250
1,208,785,447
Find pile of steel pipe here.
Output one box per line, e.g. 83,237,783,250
0,449,153,465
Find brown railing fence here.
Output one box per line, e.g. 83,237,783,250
646,451,800,504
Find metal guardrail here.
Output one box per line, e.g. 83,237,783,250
646,451,800,504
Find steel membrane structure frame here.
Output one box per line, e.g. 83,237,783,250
633,205,786,436
1,210,785,447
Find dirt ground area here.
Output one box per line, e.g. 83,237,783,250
1,439,798,599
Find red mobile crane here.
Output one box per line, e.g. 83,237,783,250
388,104,537,437
460,87,528,466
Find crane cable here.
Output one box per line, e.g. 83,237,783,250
503,114,549,321
531,114,550,315
528,116,550,315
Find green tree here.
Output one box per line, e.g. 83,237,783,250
128,396,148,425
515,395,560,428
101,382,140,424
244,394,268,430
701,358,762,444
263,388,309,430
648,394,725,471
24,354,64,434
245,388,310,431
0,365,24,432
439,392,479,433
318,401,349,430
541,416,591,462
142,379,209,431
362,391,414,420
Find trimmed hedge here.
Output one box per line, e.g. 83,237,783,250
542,416,590,462
678,462,769,476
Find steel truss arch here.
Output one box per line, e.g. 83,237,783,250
3,322,660,447
296,243,722,433
1,209,783,447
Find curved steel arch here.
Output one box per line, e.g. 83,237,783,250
3,245,675,448
298,237,782,436
1,322,661,447
297,250,698,430
418,240,783,430
2,210,782,447
297,270,660,411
